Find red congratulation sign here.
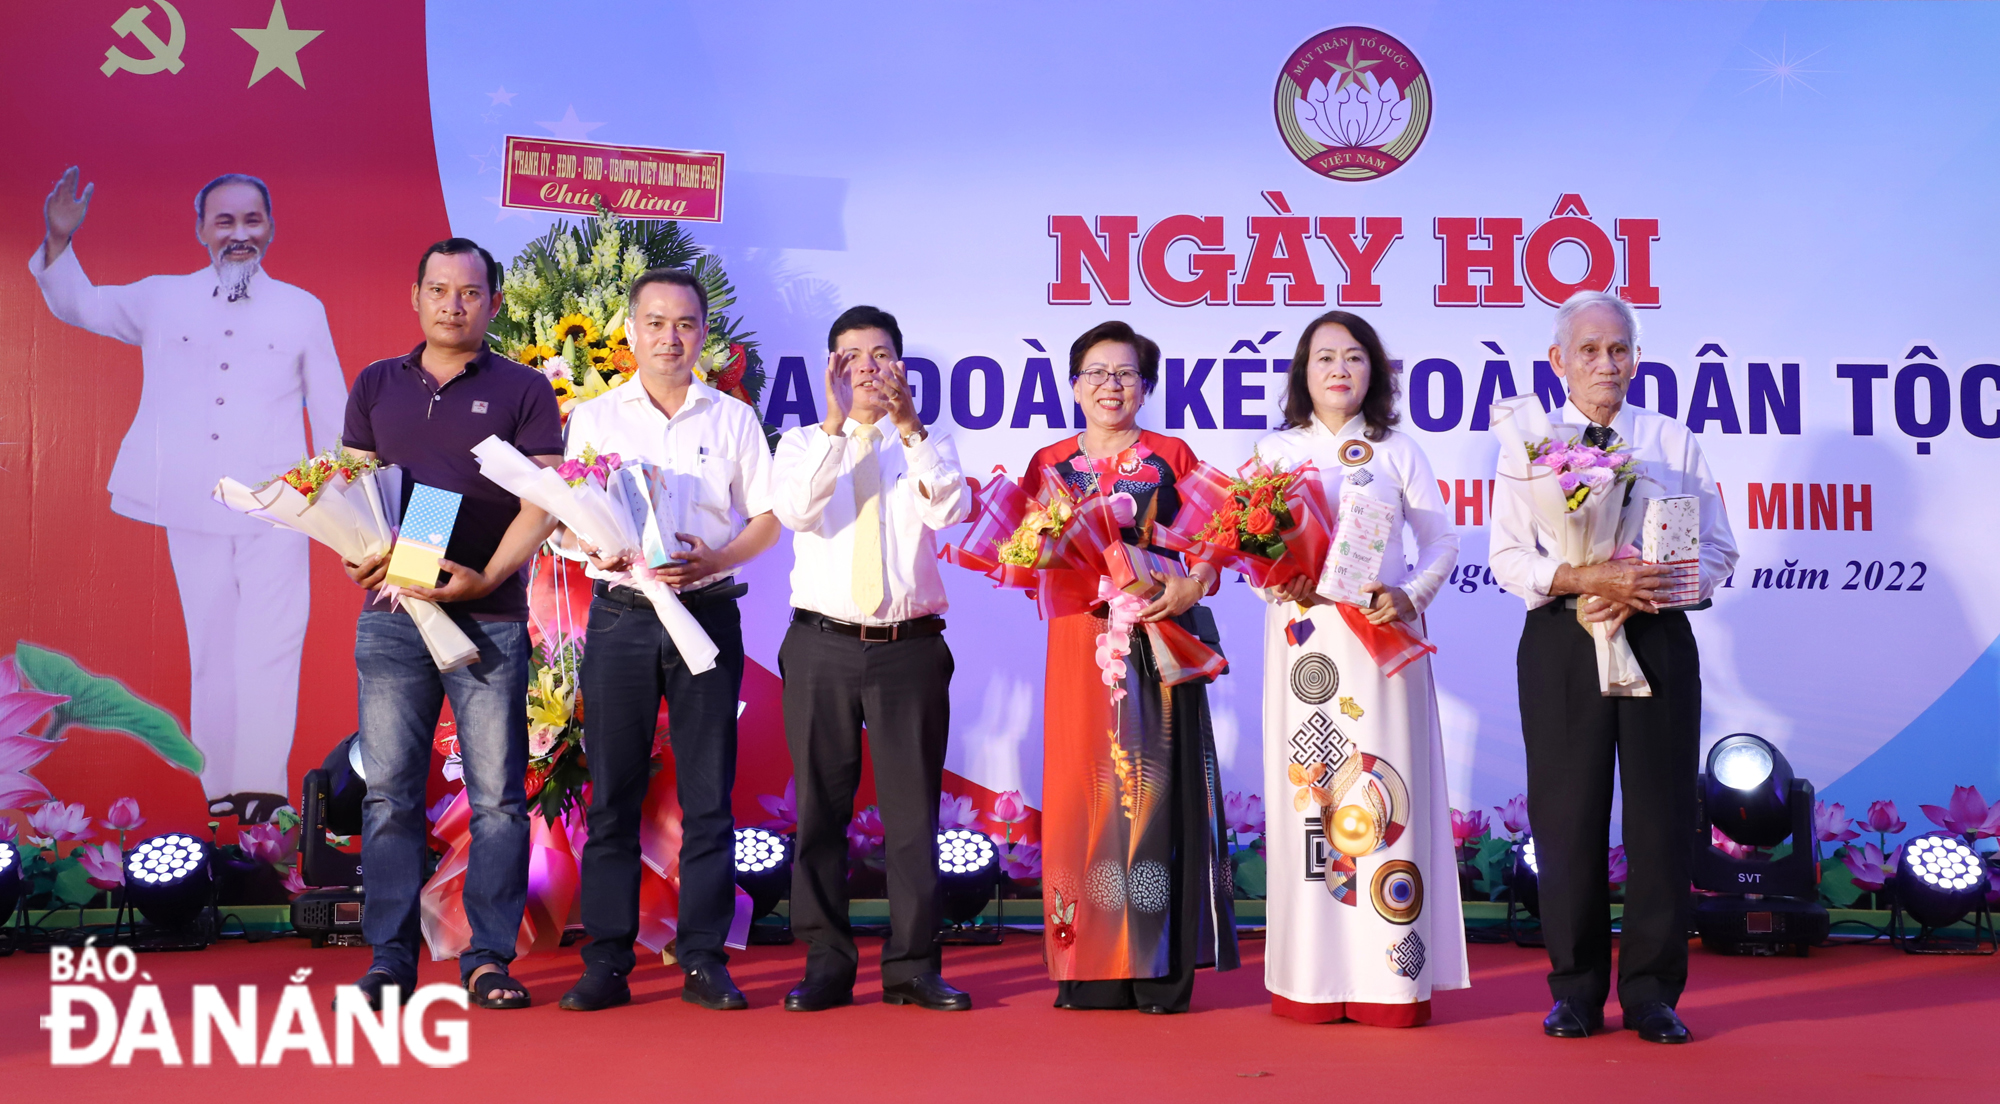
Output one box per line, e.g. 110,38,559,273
501,136,724,222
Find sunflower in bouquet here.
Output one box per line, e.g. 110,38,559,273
1193,458,1297,557
269,445,381,505
998,486,1078,567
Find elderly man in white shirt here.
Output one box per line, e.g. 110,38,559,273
30,167,346,823
1490,290,1738,1046
555,268,778,1014
770,306,973,1014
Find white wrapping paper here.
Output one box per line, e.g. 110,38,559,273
1490,395,1651,697
470,435,719,675
213,466,480,671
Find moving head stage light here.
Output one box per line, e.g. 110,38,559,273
1693,733,1829,955
292,734,368,948
1889,831,1996,955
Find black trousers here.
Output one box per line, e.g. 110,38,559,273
1518,602,1700,1011
778,618,952,988
578,590,745,976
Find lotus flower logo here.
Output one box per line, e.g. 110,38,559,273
1275,27,1432,182
1296,71,1411,149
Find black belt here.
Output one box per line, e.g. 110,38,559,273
593,578,746,609
792,609,945,642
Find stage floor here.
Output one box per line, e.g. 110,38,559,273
4,932,1993,1097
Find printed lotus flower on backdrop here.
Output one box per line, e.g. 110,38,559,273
101,796,144,834
282,865,308,898
1295,70,1411,149
989,789,1029,826
238,822,297,866
997,840,1042,881
0,817,15,842
76,841,124,889
1711,824,1757,859
0,655,69,811
757,778,798,834
846,806,885,858
1499,793,1531,837
939,793,982,831
1862,799,1906,835
1224,791,1264,837
1607,844,1629,885
27,799,92,847
1840,841,1893,892
1920,785,2000,840
1813,800,1860,844
1450,808,1489,848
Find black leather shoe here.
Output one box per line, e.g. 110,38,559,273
681,963,748,1010
1542,997,1604,1038
559,969,631,1012
1137,1003,1181,1015
784,976,855,1012
1624,1001,1691,1044
881,973,971,1011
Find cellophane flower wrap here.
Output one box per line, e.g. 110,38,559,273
1490,394,1651,696
212,447,479,670
470,434,720,675
1155,455,1334,590
941,465,1226,689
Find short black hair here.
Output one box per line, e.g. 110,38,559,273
194,173,272,221
1068,320,1161,394
1283,310,1401,442
417,237,502,295
827,305,903,357
628,267,709,320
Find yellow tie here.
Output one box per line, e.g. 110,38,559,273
850,424,886,617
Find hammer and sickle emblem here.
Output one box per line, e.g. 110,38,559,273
101,0,186,77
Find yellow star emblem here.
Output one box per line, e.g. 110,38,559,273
233,0,324,89
1327,42,1382,93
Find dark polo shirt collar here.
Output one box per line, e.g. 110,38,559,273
341,341,565,621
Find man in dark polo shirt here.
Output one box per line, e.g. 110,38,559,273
337,237,562,1010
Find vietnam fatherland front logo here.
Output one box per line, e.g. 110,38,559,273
1275,27,1431,181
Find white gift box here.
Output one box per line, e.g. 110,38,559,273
1317,487,1399,608
1642,494,1703,609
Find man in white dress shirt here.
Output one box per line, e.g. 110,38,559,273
30,167,346,823
769,306,973,1013
1490,290,1739,1045
556,268,778,1013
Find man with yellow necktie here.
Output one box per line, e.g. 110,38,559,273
771,306,973,1012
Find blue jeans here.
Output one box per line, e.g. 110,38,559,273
355,610,531,983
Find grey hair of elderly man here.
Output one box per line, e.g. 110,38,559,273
1548,290,1642,427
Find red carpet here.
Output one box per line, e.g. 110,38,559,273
3,932,1993,1098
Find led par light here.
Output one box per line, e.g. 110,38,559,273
937,827,1000,926
1895,833,1989,930
123,833,214,929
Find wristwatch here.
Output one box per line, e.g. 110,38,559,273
900,428,927,447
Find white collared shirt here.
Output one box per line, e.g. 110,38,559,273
771,420,971,624
1253,413,1458,614
29,246,347,535
560,374,776,591
1490,398,1740,610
